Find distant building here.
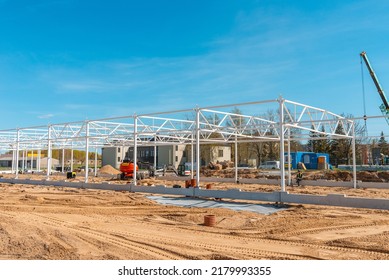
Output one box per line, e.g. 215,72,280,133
102,144,232,169
284,152,329,169
200,145,231,166
0,154,13,168
372,147,382,165
101,146,128,169
0,154,59,170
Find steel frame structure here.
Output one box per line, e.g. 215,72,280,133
0,98,356,189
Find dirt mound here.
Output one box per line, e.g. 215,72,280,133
318,170,352,181
99,165,121,175
201,168,389,183
378,172,389,181
319,170,389,182
357,171,384,182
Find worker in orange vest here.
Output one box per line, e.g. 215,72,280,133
296,170,303,186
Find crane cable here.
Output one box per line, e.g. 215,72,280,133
360,54,368,136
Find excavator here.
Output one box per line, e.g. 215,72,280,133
360,51,389,124
119,159,139,180
119,159,150,180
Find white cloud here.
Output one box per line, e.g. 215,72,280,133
59,82,103,92
38,113,54,119
26,0,389,131
63,103,91,110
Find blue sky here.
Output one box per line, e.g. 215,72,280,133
1,0,389,135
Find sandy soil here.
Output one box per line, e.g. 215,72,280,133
0,173,389,260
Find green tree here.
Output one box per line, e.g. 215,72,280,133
249,109,280,165
307,125,319,152
317,125,331,153
329,123,350,166
307,125,331,153
41,149,101,163
378,131,389,156
328,114,367,166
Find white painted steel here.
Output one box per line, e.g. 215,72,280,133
352,123,357,189
21,150,25,172
15,129,19,179
11,149,15,174
235,135,238,183
287,128,291,186
153,139,157,172
38,149,41,172
46,126,52,180
0,98,367,192
85,122,89,183
190,134,194,179
70,148,73,172
94,147,98,177
61,148,65,173
195,108,200,187
279,98,286,192
133,116,138,186
0,99,359,151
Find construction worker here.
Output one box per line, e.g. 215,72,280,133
296,169,303,186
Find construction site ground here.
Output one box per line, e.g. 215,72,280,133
0,169,389,260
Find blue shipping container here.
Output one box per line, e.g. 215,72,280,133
284,152,329,169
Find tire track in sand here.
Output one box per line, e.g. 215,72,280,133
9,212,184,260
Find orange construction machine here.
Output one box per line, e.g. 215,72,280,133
119,159,139,180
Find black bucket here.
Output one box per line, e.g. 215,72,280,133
66,172,76,179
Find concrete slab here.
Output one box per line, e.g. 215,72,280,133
147,196,286,215
3,178,387,210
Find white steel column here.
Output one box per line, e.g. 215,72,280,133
46,126,52,180
235,134,238,183
15,130,20,178
133,115,138,185
21,150,23,172
352,123,357,189
94,147,98,177
30,150,34,171
38,149,41,172
61,148,65,173
25,150,28,171
85,122,90,183
25,150,28,170
22,150,25,172
11,149,15,174
153,135,157,173
279,98,286,192
287,127,291,186
191,133,194,179
70,148,74,172
195,108,200,187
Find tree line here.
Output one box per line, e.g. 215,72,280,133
6,149,101,163
206,108,388,167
